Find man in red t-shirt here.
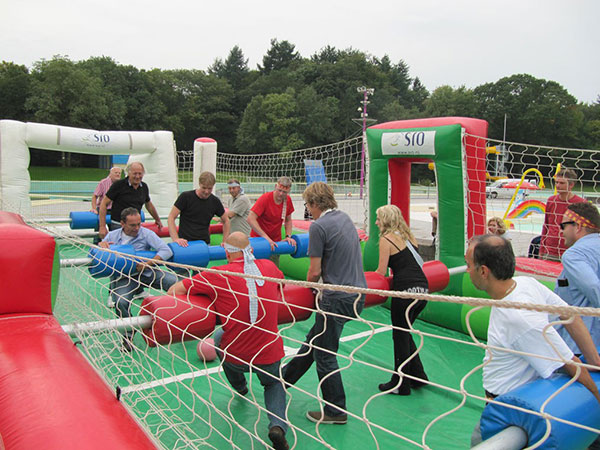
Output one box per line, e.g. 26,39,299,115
167,232,289,450
540,168,586,261
247,176,296,267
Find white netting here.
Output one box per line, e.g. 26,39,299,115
7,133,600,448
182,138,369,230
463,134,600,270
25,221,600,449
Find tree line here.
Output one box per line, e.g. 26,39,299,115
1,38,599,167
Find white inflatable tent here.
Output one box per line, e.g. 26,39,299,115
0,120,178,216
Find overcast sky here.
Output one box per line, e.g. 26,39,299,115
2,0,598,103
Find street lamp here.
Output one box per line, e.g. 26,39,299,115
356,86,375,199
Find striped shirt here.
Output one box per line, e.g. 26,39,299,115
94,176,114,209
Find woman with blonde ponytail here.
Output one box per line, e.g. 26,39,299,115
375,204,429,395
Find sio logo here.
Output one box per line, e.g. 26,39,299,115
82,133,111,146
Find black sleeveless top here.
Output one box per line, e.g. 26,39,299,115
385,236,429,292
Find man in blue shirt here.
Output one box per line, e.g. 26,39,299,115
100,207,177,351
556,202,600,354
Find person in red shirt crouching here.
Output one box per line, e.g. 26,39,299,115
168,232,289,450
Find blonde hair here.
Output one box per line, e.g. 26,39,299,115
303,182,337,211
487,216,507,235
376,204,415,242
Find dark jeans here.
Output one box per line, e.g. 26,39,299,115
221,359,288,432
389,294,428,386
110,268,177,338
283,293,365,416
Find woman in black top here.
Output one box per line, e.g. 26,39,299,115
375,204,429,395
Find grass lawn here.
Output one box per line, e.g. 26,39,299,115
29,166,110,181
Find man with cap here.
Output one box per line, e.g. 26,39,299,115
556,202,600,353
167,232,289,450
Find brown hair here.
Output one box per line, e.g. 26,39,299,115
303,182,337,211
199,171,216,187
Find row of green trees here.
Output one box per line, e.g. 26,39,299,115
1,39,599,161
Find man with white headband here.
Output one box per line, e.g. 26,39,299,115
556,202,600,354
224,178,251,235
167,232,289,450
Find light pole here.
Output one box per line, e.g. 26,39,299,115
356,86,375,199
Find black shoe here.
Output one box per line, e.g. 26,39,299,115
410,376,429,390
378,380,410,395
237,386,248,396
268,426,289,450
306,410,347,424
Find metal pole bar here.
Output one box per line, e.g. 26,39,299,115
448,265,467,276
471,426,528,450
60,258,92,267
62,315,153,336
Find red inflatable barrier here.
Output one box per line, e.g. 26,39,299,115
0,315,157,450
140,294,217,347
0,210,27,225
0,222,57,315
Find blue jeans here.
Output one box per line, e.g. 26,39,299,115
111,268,177,337
283,293,365,416
219,352,288,432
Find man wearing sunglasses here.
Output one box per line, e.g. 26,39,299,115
247,176,296,267
556,202,600,353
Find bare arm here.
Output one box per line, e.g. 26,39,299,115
564,356,600,403
247,210,276,249
220,213,230,243
91,194,99,213
98,196,112,239
284,214,296,246
376,236,391,276
307,256,322,282
168,206,187,247
563,315,600,368
145,201,162,226
167,280,189,296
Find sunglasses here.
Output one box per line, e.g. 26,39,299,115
559,221,576,230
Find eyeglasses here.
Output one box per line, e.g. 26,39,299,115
559,221,576,230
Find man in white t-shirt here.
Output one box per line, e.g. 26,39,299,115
466,235,600,445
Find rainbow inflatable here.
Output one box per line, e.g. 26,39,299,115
506,199,546,219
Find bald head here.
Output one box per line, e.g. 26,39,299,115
226,232,250,249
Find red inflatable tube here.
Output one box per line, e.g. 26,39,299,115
0,315,157,450
278,284,315,323
422,260,450,293
364,271,391,307
142,222,224,238
140,294,217,347
143,272,392,346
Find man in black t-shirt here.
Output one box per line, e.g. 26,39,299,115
168,171,230,246
98,161,163,239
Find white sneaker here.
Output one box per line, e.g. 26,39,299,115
107,299,115,308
